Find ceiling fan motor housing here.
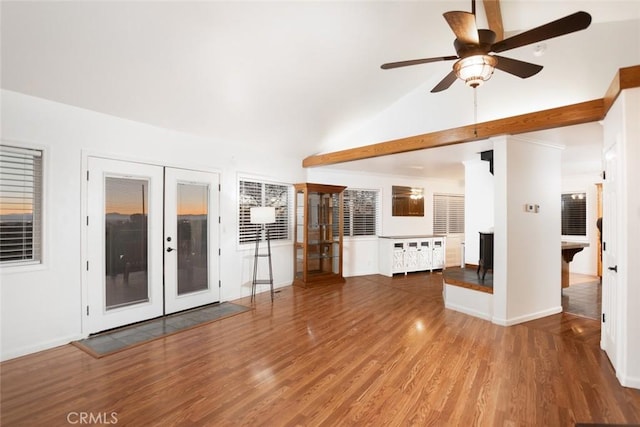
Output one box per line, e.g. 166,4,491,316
453,29,497,58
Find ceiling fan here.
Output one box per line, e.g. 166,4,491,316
381,1,592,92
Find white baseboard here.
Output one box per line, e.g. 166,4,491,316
492,305,563,326
1,333,83,362
619,373,640,390
445,301,493,321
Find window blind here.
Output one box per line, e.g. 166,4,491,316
0,145,43,264
561,193,587,236
238,179,290,244
433,194,464,235
344,189,379,237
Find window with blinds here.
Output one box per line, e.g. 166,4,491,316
238,179,290,244
433,194,464,235
0,145,43,265
337,189,379,237
561,192,587,236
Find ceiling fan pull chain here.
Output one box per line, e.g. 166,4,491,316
473,87,478,137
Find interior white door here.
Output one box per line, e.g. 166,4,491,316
87,157,164,333
601,138,619,366
164,168,220,314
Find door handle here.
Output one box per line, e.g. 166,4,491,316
166,247,175,253
608,265,618,272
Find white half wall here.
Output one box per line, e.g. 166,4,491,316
492,136,563,325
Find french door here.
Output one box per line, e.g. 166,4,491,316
164,167,219,314
86,157,219,334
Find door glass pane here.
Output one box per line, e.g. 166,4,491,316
177,183,208,295
105,177,149,310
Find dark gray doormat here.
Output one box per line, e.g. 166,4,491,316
72,302,251,358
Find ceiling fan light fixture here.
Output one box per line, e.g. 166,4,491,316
453,55,498,88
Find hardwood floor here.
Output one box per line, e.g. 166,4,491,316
2,273,640,426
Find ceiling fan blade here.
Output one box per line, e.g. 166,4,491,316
491,11,591,53
483,0,504,41
443,11,479,45
431,71,458,93
381,56,458,70
493,55,543,78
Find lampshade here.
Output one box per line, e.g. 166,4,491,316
453,55,498,88
250,206,276,224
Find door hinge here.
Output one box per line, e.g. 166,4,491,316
218,280,221,288
219,216,221,224
602,313,606,323
218,183,221,191
86,261,89,271
218,248,221,256
86,216,89,226
86,170,89,181
603,241,606,251
87,305,90,316
602,170,606,180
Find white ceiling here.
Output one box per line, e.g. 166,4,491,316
2,1,639,179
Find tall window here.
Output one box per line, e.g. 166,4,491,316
433,194,464,234
238,179,290,244
335,189,379,237
0,145,43,265
562,192,587,236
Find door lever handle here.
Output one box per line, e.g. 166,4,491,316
166,247,175,253
608,265,618,272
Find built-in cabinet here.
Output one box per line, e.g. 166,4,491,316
293,183,346,287
379,235,446,277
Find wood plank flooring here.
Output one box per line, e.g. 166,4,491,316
2,273,640,426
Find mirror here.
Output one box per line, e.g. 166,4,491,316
392,186,424,217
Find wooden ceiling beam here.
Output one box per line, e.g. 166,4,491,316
302,65,640,169
483,0,504,41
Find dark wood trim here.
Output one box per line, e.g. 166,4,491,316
444,276,494,294
303,65,640,169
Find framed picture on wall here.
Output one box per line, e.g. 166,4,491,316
392,186,424,216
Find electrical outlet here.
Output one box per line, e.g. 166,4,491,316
524,204,540,213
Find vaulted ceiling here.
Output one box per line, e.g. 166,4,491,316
2,1,639,179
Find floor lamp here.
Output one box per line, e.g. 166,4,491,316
250,206,276,302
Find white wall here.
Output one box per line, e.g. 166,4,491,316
622,88,640,388
0,90,305,360
493,136,563,325
604,87,640,388
561,173,603,276
463,158,494,265
306,167,464,276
